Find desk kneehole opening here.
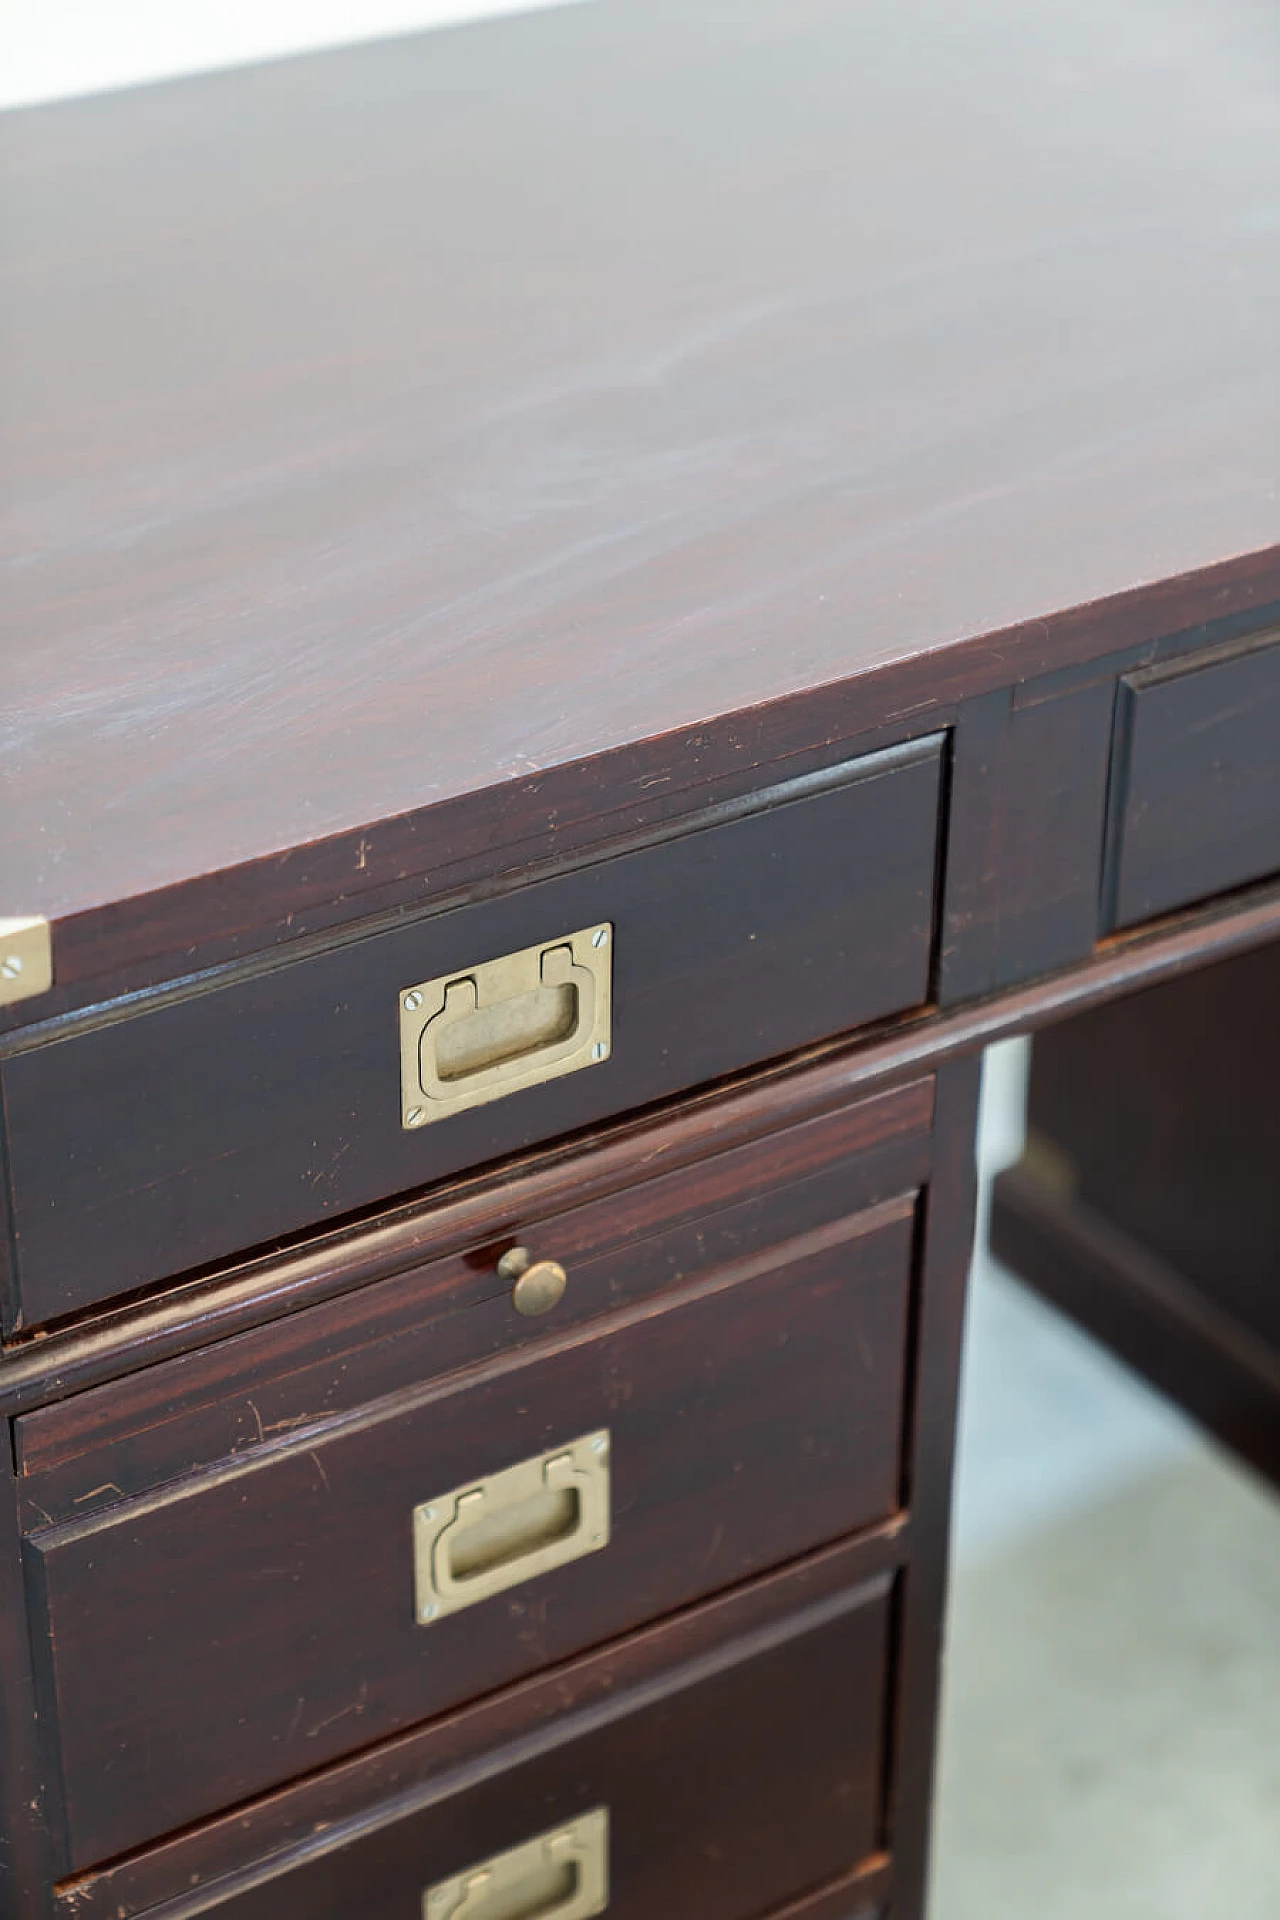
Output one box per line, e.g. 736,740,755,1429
414,1432,611,1624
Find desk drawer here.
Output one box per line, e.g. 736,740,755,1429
23,1084,926,1868
1,736,942,1329
1104,631,1280,931
53,1546,894,1920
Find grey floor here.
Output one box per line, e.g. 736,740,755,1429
929,1044,1280,1918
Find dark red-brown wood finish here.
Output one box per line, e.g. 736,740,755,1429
14,1077,933,1511
31,1194,919,1865
881,1058,982,1920
0,1058,932,1420
993,944,1280,1486
0,1448,54,1916
181,1565,895,1920
2,0,1278,1012
2,1042,975,1910
1103,627,1280,933
0,741,942,1328
4,0,1280,1915
50,1536,901,1919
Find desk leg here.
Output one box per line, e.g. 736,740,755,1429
891,1053,984,1920
0,1439,55,1917
990,938,1280,1484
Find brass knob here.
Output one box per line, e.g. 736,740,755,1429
499,1246,568,1317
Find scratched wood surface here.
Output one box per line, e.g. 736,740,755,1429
141,1570,895,1918
14,1074,933,1511
31,1202,916,1866
3,0,1278,996
48,1538,898,1919
0,742,941,1327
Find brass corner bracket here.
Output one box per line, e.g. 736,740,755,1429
0,917,53,1008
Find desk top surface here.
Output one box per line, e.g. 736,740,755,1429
3,0,1278,988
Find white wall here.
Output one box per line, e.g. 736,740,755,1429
0,0,590,111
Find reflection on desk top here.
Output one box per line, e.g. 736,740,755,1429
2,0,1278,988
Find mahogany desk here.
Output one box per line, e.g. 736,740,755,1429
2,1,1278,1914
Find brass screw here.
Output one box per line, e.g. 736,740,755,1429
403,989,423,1011
591,927,609,948
405,1107,426,1127
0,955,21,980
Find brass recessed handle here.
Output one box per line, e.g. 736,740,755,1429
499,1245,568,1317
399,924,612,1129
413,1432,611,1625
423,1808,609,1920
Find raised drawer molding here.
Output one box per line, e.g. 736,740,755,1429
21,1074,929,1868
4,0,1277,1915
1104,631,1280,932
0,739,942,1331
44,1546,896,1920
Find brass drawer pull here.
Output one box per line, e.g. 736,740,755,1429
424,1808,609,1920
499,1245,568,1317
414,1432,610,1624
400,925,612,1128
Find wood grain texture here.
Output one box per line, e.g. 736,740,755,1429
55,1530,902,1918
1,744,940,1328
0,1055,929,1417
880,1055,983,1919
31,1202,917,1868
940,674,1117,1000
5,820,1280,1397
144,1576,893,1920
6,846,1280,1396
17,1083,932,1521
1104,628,1280,930
2,0,1279,1002
0,1441,53,1919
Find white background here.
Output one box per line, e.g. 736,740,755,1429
0,0,589,111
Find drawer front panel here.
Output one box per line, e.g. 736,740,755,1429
1105,632,1280,931
58,1551,894,1920
31,1201,917,1867
15,1076,932,1522
1,737,942,1330
204,1582,891,1920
